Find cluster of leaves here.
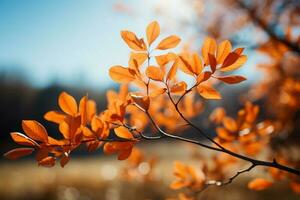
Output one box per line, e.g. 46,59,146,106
4,21,300,199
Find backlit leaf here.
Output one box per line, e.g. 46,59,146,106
58,92,78,116
220,55,247,72
145,66,164,81
202,37,217,65
197,84,221,99
22,120,48,142
38,156,56,167
4,148,34,160
170,81,187,94
44,111,65,124
109,66,136,83
146,21,160,46
156,35,181,50
120,31,146,51
10,132,37,146
114,126,133,139
131,94,150,111
216,75,246,84
217,40,232,64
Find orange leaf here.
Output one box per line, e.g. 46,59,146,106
114,126,133,139
22,120,48,142
220,55,247,72
10,132,37,146
179,54,194,75
166,59,178,81
58,92,78,116
109,66,136,83
156,35,181,50
129,52,147,67
202,37,217,65
118,148,133,160
146,21,160,46
197,84,221,99
145,66,164,81
120,30,146,51
44,111,65,124
217,40,232,64
38,156,56,167
59,115,81,140
150,88,166,98
216,75,246,84
170,81,187,94
192,53,203,75
196,71,212,83
60,154,70,168
208,54,217,72
79,96,88,125
155,52,177,66
248,178,273,191
4,148,34,160
131,94,150,111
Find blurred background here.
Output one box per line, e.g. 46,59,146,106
1,0,300,199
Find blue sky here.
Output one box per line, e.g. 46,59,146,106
0,0,157,88
0,0,256,89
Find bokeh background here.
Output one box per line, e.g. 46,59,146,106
1,0,300,199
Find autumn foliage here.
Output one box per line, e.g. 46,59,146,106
3,21,300,199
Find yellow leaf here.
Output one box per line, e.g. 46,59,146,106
156,35,181,50
217,40,232,64
202,37,217,65
22,120,48,142
58,92,78,116
146,21,160,46
197,84,221,99
109,66,136,83
145,66,164,81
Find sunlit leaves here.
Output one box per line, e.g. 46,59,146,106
131,94,150,111
145,66,164,81
197,84,221,99
156,35,181,50
171,81,187,94
4,148,35,160
202,37,217,65
216,75,246,84
109,66,136,83
146,21,160,46
58,92,78,116
38,156,56,167
217,40,232,64
22,120,48,142
121,31,146,51
44,111,65,124
248,178,273,191
10,132,37,146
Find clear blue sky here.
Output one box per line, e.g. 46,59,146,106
0,0,159,88
0,0,255,89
